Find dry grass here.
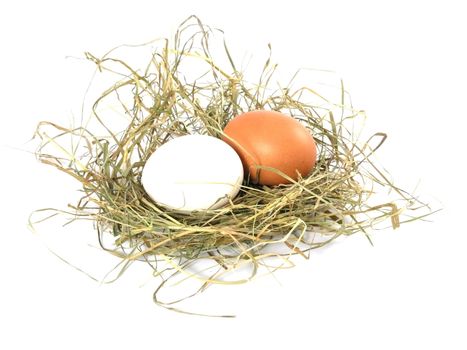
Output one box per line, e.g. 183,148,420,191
31,16,430,316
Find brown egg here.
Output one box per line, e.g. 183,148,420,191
222,110,317,185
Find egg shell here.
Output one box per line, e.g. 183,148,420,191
141,135,243,212
222,110,317,185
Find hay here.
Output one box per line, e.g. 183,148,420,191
31,16,430,316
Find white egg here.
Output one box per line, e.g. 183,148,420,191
141,134,243,212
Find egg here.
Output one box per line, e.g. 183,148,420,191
141,135,243,212
222,110,317,185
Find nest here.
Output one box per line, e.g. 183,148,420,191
32,16,428,316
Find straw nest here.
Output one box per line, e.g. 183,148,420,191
32,16,429,315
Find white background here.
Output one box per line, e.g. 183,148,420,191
1,0,466,349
